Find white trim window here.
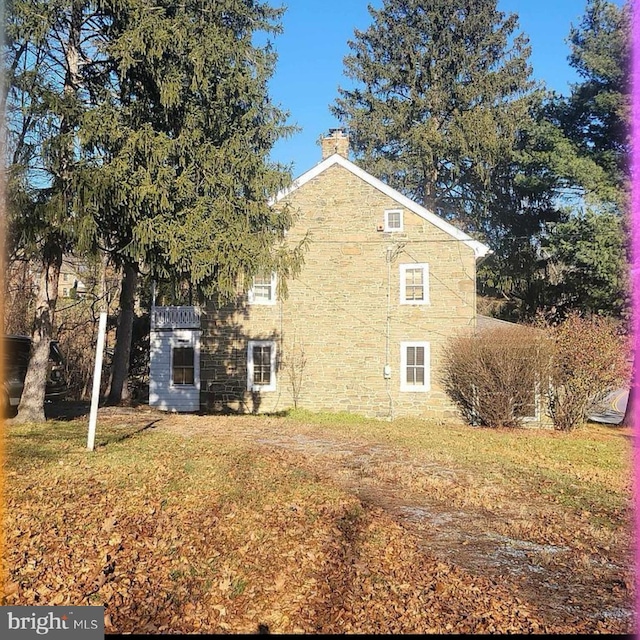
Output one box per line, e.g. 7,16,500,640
470,386,540,424
515,384,540,422
248,272,277,305
400,263,429,305
400,342,430,392
384,209,403,232
172,346,195,386
247,340,277,391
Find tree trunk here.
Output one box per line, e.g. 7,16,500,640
14,248,62,423
107,261,138,405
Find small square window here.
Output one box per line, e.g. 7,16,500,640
400,263,429,305
400,342,430,392
248,273,277,305
384,209,403,232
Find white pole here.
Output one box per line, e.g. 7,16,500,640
88,312,107,451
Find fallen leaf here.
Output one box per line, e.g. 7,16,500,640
102,516,117,533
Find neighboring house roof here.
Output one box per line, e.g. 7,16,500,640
476,314,519,330
272,153,491,259
476,315,545,337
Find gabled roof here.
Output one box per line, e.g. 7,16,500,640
273,153,491,259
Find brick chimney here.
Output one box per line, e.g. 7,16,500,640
321,128,349,160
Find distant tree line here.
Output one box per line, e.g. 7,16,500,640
333,0,630,322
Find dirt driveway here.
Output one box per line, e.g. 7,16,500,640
50,403,635,632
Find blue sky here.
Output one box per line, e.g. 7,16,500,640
266,0,620,175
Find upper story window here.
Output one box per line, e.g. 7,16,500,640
247,340,277,392
248,272,277,305
384,209,403,232
172,347,195,386
400,263,429,305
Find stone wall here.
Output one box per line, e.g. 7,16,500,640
200,163,478,420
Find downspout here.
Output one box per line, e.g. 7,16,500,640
274,296,284,412
385,246,394,421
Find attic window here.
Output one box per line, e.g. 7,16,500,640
384,209,403,232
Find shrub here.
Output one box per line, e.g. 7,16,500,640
442,325,549,428
545,313,630,431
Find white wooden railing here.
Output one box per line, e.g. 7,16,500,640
151,306,201,330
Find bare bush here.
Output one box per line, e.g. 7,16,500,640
442,325,550,428
544,313,630,431
56,301,104,399
283,336,307,409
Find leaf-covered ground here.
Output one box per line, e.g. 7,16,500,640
2,406,635,634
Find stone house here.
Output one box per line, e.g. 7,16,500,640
149,130,491,418
58,257,88,299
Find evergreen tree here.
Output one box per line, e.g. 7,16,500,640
78,0,304,404
560,0,630,200
543,208,628,316
331,0,536,238
5,0,304,413
477,94,626,320
537,0,630,322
